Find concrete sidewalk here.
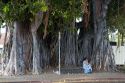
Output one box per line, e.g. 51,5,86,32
0,72,124,83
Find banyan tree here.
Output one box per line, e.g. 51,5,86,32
0,0,118,75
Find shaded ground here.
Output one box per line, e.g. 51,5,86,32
0,72,125,83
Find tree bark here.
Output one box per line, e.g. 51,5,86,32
4,40,16,75
78,29,94,66
78,0,94,66
121,33,124,46
32,32,41,74
39,38,50,69
91,0,116,71
60,28,78,67
4,21,32,75
31,11,43,74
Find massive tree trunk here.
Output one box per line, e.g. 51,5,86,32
78,0,116,71
32,32,41,74
4,35,16,75
31,11,44,74
60,22,78,67
78,0,94,66
91,0,116,71
32,31,50,74
1,24,12,74
78,29,94,66
4,21,32,75
39,38,50,69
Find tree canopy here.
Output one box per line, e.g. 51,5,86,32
107,0,125,34
0,0,48,22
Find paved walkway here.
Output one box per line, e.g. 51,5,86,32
0,72,125,83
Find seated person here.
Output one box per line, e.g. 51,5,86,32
83,58,92,74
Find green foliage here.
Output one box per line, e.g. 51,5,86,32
51,0,82,23
107,0,125,34
3,5,9,13
32,0,48,13
0,0,48,22
0,0,83,35
48,0,82,35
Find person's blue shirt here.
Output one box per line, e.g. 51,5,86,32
83,60,92,74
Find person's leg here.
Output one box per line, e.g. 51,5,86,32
83,65,89,74
88,65,92,73
85,64,91,73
